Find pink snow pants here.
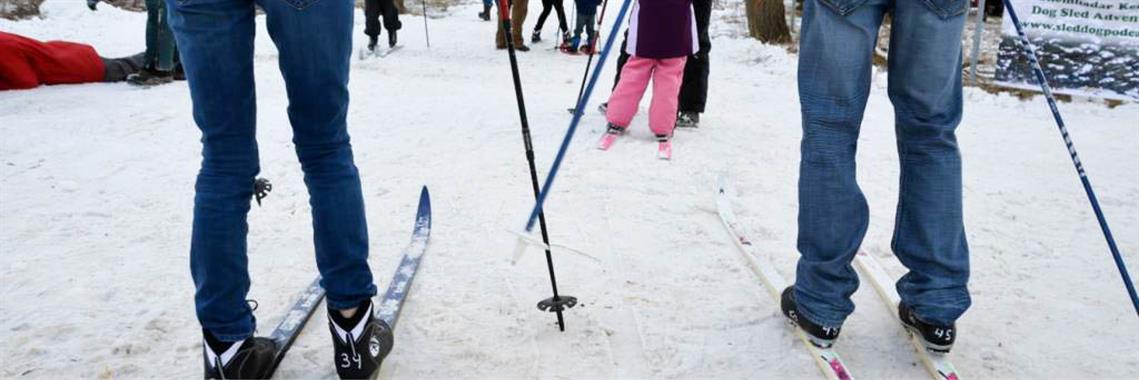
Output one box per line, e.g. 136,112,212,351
606,55,688,136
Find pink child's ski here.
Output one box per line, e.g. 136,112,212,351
597,133,620,150
657,140,672,160
598,124,624,150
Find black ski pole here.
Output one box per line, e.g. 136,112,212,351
497,0,577,331
1003,0,1138,317
421,0,430,47
567,0,610,115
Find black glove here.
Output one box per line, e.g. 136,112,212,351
87,0,101,11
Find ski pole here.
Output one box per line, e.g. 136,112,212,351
421,0,430,47
1003,0,1139,317
568,0,610,114
497,0,577,331
520,0,633,234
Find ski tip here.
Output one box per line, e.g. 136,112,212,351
417,186,431,229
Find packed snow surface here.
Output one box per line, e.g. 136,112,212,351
2,1,1137,378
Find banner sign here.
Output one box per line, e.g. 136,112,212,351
995,0,1139,101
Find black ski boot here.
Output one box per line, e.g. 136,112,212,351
388,30,398,48
127,66,174,86
531,30,541,43
781,287,841,348
676,111,700,128
328,299,393,379
202,331,277,379
899,303,956,353
478,5,491,21
367,35,379,52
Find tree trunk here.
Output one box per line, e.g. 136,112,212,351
745,0,791,44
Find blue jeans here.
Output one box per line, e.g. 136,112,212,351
166,0,376,341
794,0,970,327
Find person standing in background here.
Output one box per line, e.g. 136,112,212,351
364,0,402,51
675,0,711,128
88,0,180,86
496,0,530,51
603,0,712,128
479,0,493,20
531,0,569,45
565,0,599,54
600,0,697,160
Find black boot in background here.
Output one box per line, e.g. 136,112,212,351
367,35,379,52
127,66,174,87
676,111,700,128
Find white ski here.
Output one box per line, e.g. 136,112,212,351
853,251,962,380
358,45,402,60
715,177,854,380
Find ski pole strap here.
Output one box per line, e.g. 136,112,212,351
253,177,272,206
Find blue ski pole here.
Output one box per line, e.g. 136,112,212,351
520,0,633,235
1003,0,1139,317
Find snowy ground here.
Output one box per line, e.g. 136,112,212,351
2,0,1138,378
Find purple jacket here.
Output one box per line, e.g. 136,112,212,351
625,0,698,59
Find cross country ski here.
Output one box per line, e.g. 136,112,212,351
260,278,326,378
715,177,853,380
375,186,433,330
359,45,403,60
854,251,961,380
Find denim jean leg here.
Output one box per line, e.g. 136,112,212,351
166,0,260,341
793,0,887,327
257,0,377,311
887,0,971,326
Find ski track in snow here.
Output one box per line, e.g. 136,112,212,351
2,0,1138,378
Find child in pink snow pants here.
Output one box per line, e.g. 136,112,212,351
606,0,698,139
